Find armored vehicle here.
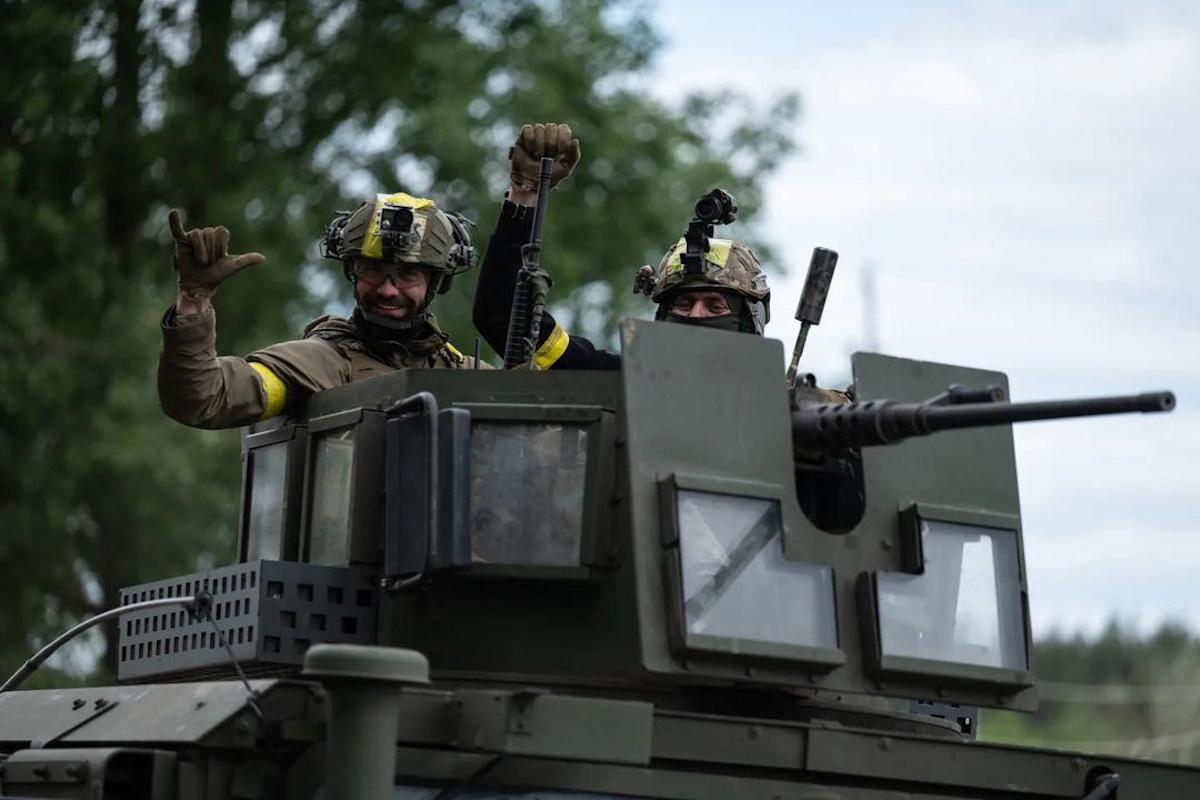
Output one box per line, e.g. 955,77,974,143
0,317,1189,799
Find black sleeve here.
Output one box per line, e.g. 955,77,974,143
472,198,621,371
472,199,536,357
556,340,622,370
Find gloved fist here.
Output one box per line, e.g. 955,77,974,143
509,123,581,193
168,208,265,294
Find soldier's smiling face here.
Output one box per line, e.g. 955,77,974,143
352,258,432,320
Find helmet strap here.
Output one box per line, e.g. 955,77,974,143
359,308,429,332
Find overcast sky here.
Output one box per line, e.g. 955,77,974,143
649,0,1200,637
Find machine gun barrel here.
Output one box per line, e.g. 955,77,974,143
793,390,1175,450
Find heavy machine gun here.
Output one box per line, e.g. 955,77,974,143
794,386,1174,450
2,323,1188,799
1,189,1190,800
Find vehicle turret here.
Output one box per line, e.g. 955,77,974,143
0,320,1190,799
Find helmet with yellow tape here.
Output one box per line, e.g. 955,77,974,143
633,238,770,335
321,191,476,311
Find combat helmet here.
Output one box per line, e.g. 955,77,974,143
321,192,476,329
634,238,771,335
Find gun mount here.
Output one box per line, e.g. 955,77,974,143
0,321,1190,799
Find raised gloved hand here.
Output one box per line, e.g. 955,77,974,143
168,209,265,314
509,123,581,198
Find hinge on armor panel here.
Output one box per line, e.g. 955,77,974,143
909,700,978,739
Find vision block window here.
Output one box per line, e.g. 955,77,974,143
309,428,356,565
246,442,287,560
876,520,1026,670
676,490,838,651
470,422,588,566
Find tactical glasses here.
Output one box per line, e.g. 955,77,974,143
350,259,430,287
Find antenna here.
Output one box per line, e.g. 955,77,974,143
786,247,838,387
862,259,880,352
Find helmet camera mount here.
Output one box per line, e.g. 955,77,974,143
377,204,418,263
681,188,738,275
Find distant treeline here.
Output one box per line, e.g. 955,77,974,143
983,621,1200,764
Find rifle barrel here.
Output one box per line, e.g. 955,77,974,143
528,157,553,248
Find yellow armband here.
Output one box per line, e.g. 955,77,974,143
249,362,288,420
534,324,570,370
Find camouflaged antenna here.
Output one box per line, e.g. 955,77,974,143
786,247,838,387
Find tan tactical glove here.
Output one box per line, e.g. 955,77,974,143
168,209,265,313
509,123,581,193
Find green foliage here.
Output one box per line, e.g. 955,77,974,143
981,621,1200,765
0,0,796,681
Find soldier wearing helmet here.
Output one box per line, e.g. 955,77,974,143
472,123,771,370
634,236,770,335
158,192,481,430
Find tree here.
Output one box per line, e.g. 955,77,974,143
0,0,798,682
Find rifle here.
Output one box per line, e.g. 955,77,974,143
502,157,555,369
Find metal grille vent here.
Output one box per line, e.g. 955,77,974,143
117,560,377,683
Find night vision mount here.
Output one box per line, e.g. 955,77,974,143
682,188,737,275
634,188,740,297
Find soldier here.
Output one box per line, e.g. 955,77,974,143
159,192,480,429
472,123,771,370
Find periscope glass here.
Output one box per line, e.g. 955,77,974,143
309,428,356,565
876,520,1026,670
246,442,287,560
676,490,838,650
469,422,589,566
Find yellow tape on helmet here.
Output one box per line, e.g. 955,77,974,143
362,193,436,261
663,237,734,274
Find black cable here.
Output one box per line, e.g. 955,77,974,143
202,611,264,720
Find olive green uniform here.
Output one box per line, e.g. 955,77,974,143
158,306,478,430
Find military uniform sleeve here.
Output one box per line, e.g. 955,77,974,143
473,199,621,371
246,338,351,395
472,198,533,355
158,306,274,429
158,306,351,430
533,324,622,371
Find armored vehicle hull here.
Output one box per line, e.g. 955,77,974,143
2,322,1190,799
